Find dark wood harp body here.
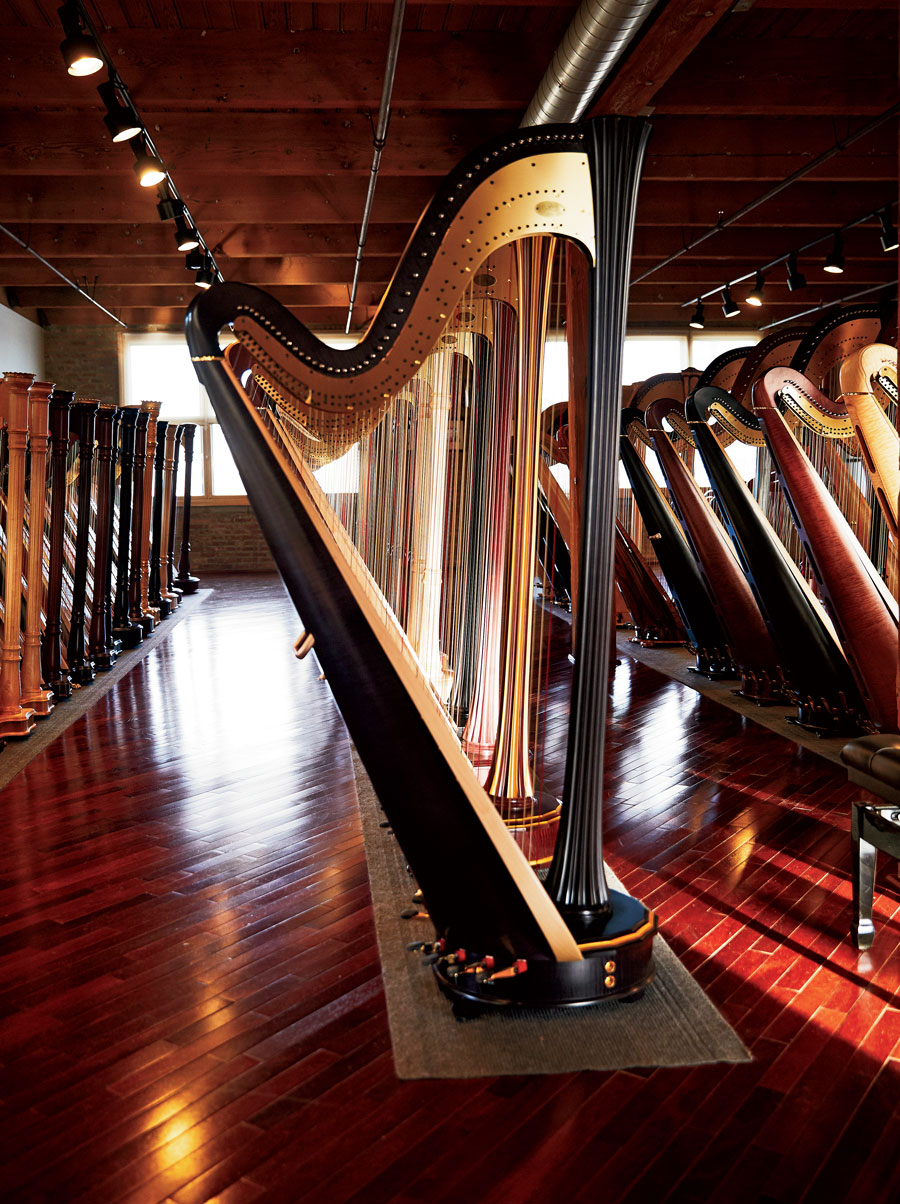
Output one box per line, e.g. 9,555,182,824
753,366,898,731
619,405,734,676
643,396,784,703
187,118,658,1012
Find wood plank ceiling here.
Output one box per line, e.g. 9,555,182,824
0,0,897,334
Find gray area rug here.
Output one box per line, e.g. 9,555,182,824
617,632,848,767
0,589,210,792
352,749,751,1079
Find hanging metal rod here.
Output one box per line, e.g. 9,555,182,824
757,281,897,333
680,200,899,309
633,101,900,286
344,0,407,334
0,223,126,327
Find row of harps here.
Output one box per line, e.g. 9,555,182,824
184,117,895,1013
615,305,898,737
0,375,201,742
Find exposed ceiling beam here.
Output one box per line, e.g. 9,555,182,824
589,0,736,116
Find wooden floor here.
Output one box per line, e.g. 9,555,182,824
3,573,900,1204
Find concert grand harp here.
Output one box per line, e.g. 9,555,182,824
187,118,658,1012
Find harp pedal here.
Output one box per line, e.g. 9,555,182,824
293,631,315,659
407,938,445,957
486,959,528,983
459,955,495,979
400,906,430,920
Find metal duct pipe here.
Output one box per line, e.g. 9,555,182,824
521,0,661,128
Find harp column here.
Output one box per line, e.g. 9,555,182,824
112,406,143,649
20,380,55,717
546,118,657,966
66,399,99,686
42,388,75,699
0,372,37,737
139,402,162,626
174,423,200,594
165,425,185,608
129,407,155,634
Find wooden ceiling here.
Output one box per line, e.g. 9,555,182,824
0,0,897,334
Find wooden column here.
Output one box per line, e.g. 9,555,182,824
165,424,184,607
20,379,55,717
173,423,200,593
112,406,143,648
66,399,99,685
0,372,37,736
149,418,169,618
42,388,74,698
128,407,155,634
139,402,162,626
88,401,120,670
158,423,181,611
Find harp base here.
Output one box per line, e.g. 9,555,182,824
91,649,119,672
789,700,868,738
113,622,144,650
69,662,95,686
433,890,657,1013
173,573,200,595
49,676,72,701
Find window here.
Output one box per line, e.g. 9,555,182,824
120,332,245,501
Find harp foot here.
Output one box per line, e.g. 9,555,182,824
432,892,657,1012
113,622,144,650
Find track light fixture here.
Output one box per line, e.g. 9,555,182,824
195,257,215,290
98,80,141,142
173,216,201,253
786,253,806,291
823,233,844,274
59,5,220,289
878,208,899,253
58,3,102,76
688,301,705,330
157,193,201,252
746,270,765,307
721,287,740,318
132,141,166,188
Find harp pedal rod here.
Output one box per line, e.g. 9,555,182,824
293,631,315,659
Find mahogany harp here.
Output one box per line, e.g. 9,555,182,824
187,118,658,1013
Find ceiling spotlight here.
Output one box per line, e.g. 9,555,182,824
195,258,215,290
185,248,205,272
786,253,806,291
878,208,899,253
58,3,103,76
132,142,166,188
689,301,705,330
823,233,845,274
174,215,200,252
98,80,141,142
721,287,740,318
746,270,766,307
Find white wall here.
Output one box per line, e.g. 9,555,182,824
0,303,45,377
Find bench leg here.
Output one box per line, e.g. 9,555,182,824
852,802,877,950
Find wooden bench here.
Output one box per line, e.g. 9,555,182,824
841,734,900,950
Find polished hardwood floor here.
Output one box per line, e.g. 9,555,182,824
2,573,899,1203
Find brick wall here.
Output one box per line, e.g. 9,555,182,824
44,325,120,401
176,503,275,574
